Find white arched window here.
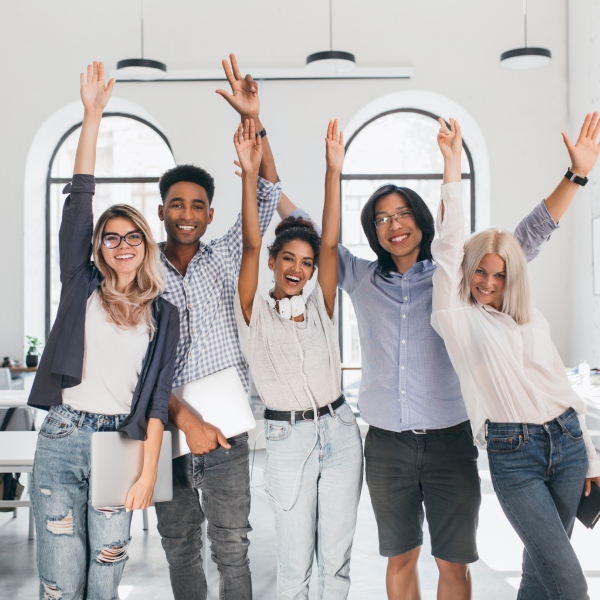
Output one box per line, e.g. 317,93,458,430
340,109,475,407
46,114,175,332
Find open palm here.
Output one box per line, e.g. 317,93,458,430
80,61,114,113
563,112,600,177
234,119,262,173
325,119,345,171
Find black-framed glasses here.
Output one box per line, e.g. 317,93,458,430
374,209,413,229
102,230,145,249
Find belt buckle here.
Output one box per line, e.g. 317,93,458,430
411,429,428,435
302,408,314,421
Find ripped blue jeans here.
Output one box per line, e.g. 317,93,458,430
31,405,132,600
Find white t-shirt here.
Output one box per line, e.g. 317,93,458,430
63,290,150,415
431,182,600,478
234,281,342,411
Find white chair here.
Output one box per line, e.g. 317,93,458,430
0,368,11,390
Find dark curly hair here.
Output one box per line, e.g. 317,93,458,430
268,217,321,266
360,185,435,274
159,164,215,204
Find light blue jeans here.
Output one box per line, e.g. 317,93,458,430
487,408,589,600
264,402,363,600
31,405,132,600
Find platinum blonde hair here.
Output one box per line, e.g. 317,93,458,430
461,228,532,325
92,204,164,336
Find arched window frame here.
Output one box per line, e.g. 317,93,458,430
44,112,174,336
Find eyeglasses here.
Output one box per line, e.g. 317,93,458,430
374,209,413,229
102,230,145,249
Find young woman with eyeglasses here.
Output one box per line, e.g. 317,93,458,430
232,119,363,599
431,116,600,600
28,62,179,600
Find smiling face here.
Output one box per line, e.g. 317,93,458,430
470,252,506,310
268,239,315,299
100,216,146,281
158,181,214,247
374,193,423,273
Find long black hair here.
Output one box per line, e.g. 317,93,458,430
268,216,321,266
360,185,435,274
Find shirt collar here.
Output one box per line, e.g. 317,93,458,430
377,259,434,280
158,240,211,270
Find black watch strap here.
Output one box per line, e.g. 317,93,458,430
256,128,267,138
565,168,588,186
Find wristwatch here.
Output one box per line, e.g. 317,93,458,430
565,168,588,186
256,128,267,138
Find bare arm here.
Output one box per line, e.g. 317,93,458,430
216,54,278,184
74,62,114,175
318,120,344,318
124,418,163,510
543,112,600,222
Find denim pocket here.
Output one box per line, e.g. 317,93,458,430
487,434,523,453
265,421,292,442
562,415,584,442
335,403,358,427
39,414,76,439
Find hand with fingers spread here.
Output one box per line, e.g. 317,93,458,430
325,119,345,173
234,118,262,174
80,61,115,115
216,54,260,120
562,112,600,178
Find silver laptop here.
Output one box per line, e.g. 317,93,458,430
90,430,172,509
165,366,256,458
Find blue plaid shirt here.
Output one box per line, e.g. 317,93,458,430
160,177,281,390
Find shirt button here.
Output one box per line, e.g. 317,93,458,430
402,314,406,319
401,365,405,370
401,390,406,395
404,296,408,301
401,339,406,344
189,304,194,309
191,329,196,333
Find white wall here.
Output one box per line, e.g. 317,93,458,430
567,0,600,367
0,0,573,360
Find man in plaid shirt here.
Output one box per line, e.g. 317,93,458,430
154,55,285,600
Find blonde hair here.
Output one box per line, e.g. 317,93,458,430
461,228,532,325
92,204,164,336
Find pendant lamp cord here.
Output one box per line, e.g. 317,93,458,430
329,0,333,51
140,0,145,58
523,0,528,48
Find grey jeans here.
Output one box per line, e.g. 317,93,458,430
155,433,252,600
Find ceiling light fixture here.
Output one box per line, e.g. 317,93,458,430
306,0,356,73
500,0,551,69
116,1,167,80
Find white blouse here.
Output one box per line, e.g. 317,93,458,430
431,182,600,478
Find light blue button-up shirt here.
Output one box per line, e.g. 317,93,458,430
294,200,558,432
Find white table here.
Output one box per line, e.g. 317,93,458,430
0,390,28,408
0,431,37,539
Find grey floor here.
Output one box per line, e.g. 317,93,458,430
2,450,600,599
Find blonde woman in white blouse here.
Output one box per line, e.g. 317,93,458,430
431,115,600,600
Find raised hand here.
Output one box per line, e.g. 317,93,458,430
437,118,462,161
325,119,345,172
234,118,262,173
80,61,114,115
216,54,260,119
562,112,600,177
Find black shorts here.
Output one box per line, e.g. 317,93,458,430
364,422,481,564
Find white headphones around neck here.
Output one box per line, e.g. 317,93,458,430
268,292,306,320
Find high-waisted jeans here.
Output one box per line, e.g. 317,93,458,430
486,407,589,600
264,402,363,600
31,404,132,600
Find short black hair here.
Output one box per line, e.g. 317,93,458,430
268,217,321,266
360,185,435,274
159,164,215,204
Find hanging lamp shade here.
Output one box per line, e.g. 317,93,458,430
500,47,551,69
306,50,356,73
116,58,167,80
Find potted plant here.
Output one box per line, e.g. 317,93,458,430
25,336,41,368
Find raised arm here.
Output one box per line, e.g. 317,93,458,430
235,119,263,324
318,120,344,318
74,61,114,175
216,54,278,184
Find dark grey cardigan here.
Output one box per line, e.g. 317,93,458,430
28,174,180,440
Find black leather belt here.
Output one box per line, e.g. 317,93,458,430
410,423,464,435
264,396,346,422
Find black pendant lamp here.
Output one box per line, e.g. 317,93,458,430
116,1,167,80
500,0,552,69
306,0,356,73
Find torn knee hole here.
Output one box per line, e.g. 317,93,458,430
42,581,62,599
96,540,130,564
46,509,74,536
95,506,123,519
39,487,52,496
